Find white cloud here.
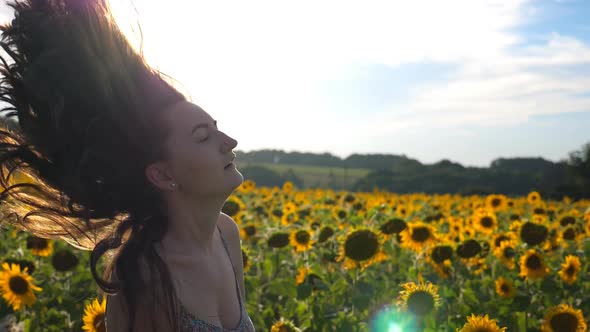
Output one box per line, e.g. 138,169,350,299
105,0,536,153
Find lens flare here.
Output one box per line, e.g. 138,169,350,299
370,305,417,332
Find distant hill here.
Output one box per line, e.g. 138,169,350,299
235,148,590,199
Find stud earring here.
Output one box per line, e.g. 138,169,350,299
170,182,177,188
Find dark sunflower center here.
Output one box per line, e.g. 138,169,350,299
491,198,501,207
242,251,248,267
268,233,290,248
525,254,542,270
456,239,481,258
494,235,509,248
533,207,545,215
565,265,577,276
480,216,494,228
295,231,310,244
563,228,576,240
411,227,431,242
520,222,548,246
550,312,578,332
337,210,347,219
26,237,49,250
499,247,512,259
52,250,79,272
560,216,576,226
344,230,379,261
380,218,407,234
94,313,106,332
500,283,510,293
431,246,453,263
9,276,29,295
406,291,435,316
222,200,240,217
244,225,256,236
319,227,334,243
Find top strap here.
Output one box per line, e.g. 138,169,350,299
216,224,244,308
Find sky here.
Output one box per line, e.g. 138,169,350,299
1,0,589,167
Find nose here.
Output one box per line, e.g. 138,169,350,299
221,132,238,151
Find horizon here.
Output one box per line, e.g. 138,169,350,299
0,0,588,168
235,147,576,168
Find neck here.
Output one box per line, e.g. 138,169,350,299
157,194,226,258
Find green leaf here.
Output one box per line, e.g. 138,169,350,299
297,283,312,300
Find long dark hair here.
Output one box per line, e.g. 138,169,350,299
0,0,187,330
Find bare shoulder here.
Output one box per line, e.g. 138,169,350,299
217,212,247,301
217,212,240,245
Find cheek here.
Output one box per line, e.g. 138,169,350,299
169,144,218,181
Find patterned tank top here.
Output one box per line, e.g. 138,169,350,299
179,224,256,332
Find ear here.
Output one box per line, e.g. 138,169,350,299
145,162,175,191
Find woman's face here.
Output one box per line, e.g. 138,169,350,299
147,101,243,197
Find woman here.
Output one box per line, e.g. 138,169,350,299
0,0,255,331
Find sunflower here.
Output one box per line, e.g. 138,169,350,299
557,213,578,227
456,314,507,332
0,262,42,311
491,232,517,252
282,201,297,215
540,304,587,332
456,239,482,259
26,236,53,257
493,241,516,270
495,277,515,299
281,211,300,226
222,196,246,217
399,221,438,253
331,206,348,221
296,265,310,285
472,208,498,234
267,232,291,248
519,249,549,280
558,255,581,285
51,249,79,272
486,194,507,212
237,179,256,193
271,317,301,332
519,221,549,246
282,181,294,193
527,191,542,205
559,226,582,246
241,248,251,273
82,297,106,332
395,277,441,317
318,226,335,243
378,217,407,240
239,223,257,241
429,245,453,264
335,227,388,271
290,229,314,252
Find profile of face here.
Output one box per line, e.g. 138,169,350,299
145,101,243,199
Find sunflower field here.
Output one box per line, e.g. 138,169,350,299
1,179,590,331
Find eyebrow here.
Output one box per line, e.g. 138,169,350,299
191,120,217,134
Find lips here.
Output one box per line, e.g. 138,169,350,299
225,158,235,168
